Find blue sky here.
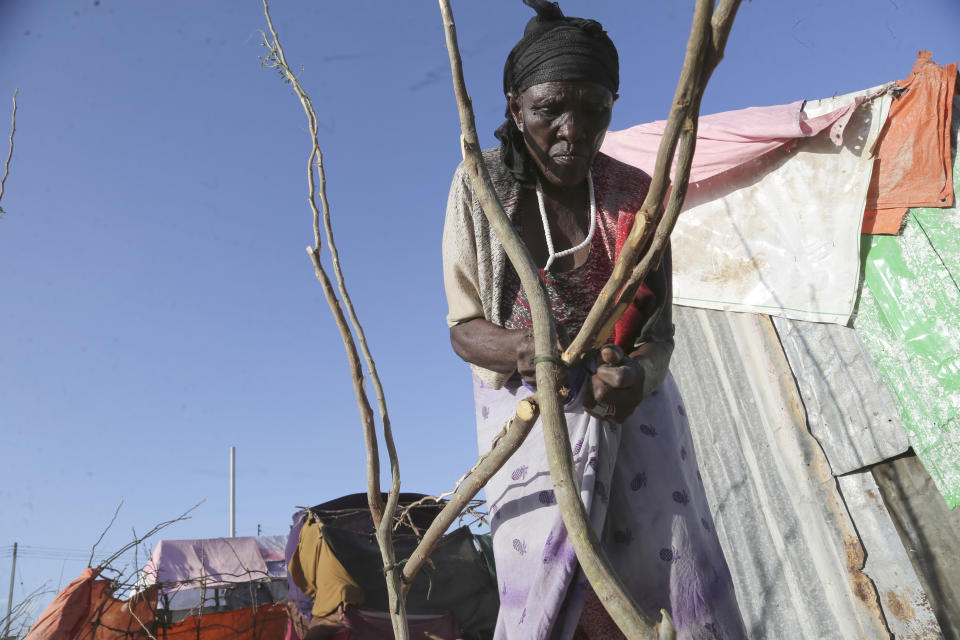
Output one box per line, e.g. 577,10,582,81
1,0,958,618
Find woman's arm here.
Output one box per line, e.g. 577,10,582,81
449,319,537,385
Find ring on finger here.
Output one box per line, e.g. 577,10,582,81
592,401,615,419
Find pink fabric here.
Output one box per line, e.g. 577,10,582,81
600,97,875,183
143,536,286,593
335,609,459,640
284,620,301,640
254,535,288,562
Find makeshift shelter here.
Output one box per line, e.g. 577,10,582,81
602,51,959,638
138,535,289,639
25,568,158,640
284,493,499,640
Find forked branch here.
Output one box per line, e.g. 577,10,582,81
435,0,741,637
564,0,742,363
436,0,665,636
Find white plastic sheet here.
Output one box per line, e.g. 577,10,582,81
670,88,891,323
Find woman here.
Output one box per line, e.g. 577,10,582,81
442,2,747,639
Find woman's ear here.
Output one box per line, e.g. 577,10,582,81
507,92,523,131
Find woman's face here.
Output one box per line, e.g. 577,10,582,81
509,81,615,188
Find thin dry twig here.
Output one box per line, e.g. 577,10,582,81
1,583,52,639
0,88,18,215
89,497,125,567
126,599,159,640
97,500,203,570
259,2,407,636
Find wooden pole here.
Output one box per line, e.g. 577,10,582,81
436,1,663,636
229,447,236,538
4,542,16,640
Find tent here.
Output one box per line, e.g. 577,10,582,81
284,493,499,640
139,535,289,639
25,568,157,640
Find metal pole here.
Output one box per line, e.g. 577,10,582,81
4,542,17,640
229,447,236,537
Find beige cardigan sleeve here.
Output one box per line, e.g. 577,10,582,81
441,162,514,389
442,162,485,329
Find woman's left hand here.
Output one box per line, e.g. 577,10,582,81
584,345,646,423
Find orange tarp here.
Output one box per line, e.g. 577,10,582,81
79,581,158,640
26,568,99,640
25,568,158,640
863,50,957,234
160,603,287,640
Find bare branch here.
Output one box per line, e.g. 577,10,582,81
435,1,664,635
1,583,52,639
126,599,159,640
260,2,407,636
97,500,203,570
563,0,742,364
89,497,124,567
0,88,18,215
436,0,741,635
402,397,539,590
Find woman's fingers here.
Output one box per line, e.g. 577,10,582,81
588,358,646,423
592,361,640,394
599,344,626,365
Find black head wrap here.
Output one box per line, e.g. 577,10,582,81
495,0,619,186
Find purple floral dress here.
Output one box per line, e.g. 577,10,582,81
476,206,746,640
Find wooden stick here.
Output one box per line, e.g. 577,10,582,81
435,1,664,636
562,0,742,367
401,397,539,593
593,0,742,352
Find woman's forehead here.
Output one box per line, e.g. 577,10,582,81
521,81,613,102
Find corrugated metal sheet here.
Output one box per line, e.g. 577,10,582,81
873,454,960,639
836,470,942,638
671,306,891,639
771,317,909,475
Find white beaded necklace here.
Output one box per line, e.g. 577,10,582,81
536,170,596,271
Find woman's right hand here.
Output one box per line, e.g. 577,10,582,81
513,327,538,386
514,324,570,388
450,319,568,388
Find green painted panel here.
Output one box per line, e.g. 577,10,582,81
854,98,960,509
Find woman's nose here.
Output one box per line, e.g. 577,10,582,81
556,112,585,142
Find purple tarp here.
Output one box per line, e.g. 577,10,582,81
142,535,287,594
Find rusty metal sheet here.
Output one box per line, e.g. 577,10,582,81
873,454,960,639
771,316,909,475
837,470,942,638
671,306,891,639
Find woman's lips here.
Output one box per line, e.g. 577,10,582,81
552,154,586,165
